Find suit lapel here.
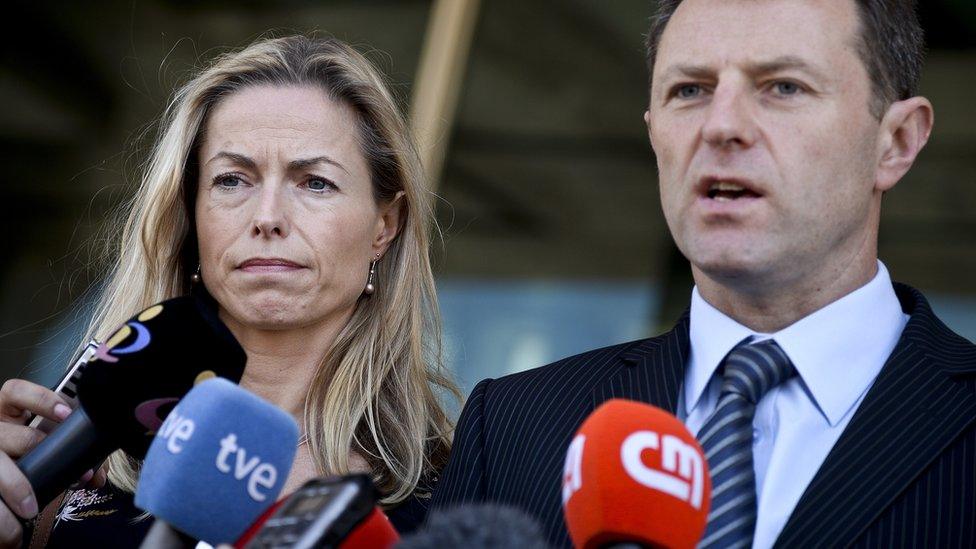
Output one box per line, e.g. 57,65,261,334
591,311,689,414
775,285,976,546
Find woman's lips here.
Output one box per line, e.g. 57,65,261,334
238,258,305,273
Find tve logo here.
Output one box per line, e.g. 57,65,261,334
216,434,278,502
155,407,279,503
562,434,585,504
621,430,705,509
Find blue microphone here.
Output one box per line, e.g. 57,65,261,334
135,378,299,546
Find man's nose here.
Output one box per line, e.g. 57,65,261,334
251,183,290,238
701,81,758,149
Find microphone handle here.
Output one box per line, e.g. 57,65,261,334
16,406,115,506
603,543,657,549
139,519,198,549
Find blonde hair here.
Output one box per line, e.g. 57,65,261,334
81,35,460,506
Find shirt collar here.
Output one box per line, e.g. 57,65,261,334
686,288,758,417
685,261,908,426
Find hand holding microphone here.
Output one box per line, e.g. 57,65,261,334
0,379,62,547
1,379,73,457
0,294,246,548
15,294,246,508
562,399,711,549
0,339,107,547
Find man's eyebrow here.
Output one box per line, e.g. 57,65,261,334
746,55,829,81
204,152,348,174
659,64,715,83
657,56,829,83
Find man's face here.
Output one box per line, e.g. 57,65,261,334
648,0,883,290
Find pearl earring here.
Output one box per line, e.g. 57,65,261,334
190,263,202,285
364,254,380,296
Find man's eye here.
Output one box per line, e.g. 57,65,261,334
773,81,802,95
675,84,702,99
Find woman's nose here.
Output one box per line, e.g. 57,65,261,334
251,184,290,238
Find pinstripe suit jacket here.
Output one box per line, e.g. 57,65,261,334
431,283,976,548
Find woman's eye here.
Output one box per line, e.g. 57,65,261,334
214,174,244,188
305,177,336,192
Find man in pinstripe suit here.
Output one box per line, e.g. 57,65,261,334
433,1,975,547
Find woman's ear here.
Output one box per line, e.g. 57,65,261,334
372,191,406,256
874,96,934,192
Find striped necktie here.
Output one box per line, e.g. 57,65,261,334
697,339,797,549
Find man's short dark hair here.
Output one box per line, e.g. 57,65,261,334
644,0,925,118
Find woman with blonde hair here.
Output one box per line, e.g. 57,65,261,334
0,34,459,547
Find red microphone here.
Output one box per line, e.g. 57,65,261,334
338,507,399,548
232,475,399,548
234,498,286,547
234,503,397,549
562,399,711,549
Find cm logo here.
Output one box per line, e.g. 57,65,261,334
620,431,704,509
562,434,585,505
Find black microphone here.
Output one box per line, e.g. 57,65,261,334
397,504,549,549
14,293,247,507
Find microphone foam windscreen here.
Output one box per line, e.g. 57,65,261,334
76,294,247,456
396,504,548,549
135,378,298,544
562,399,711,549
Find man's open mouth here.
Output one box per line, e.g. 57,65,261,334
705,180,762,202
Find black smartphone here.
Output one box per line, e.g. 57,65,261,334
27,339,99,433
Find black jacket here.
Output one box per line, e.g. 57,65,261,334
431,283,976,548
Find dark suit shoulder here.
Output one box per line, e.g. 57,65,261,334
483,337,655,401
894,282,976,375
778,282,976,546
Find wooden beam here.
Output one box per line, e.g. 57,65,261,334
410,0,481,191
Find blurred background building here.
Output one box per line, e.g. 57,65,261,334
1,0,974,397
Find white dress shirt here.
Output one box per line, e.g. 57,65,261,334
678,261,909,549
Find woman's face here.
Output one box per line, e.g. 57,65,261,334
195,85,399,331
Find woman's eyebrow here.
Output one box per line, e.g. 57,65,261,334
205,151,258,170
204,151,348,175
287,155,348,175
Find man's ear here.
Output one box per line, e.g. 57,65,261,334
875,97,934,192
644,109,657,152
373,191,405,256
